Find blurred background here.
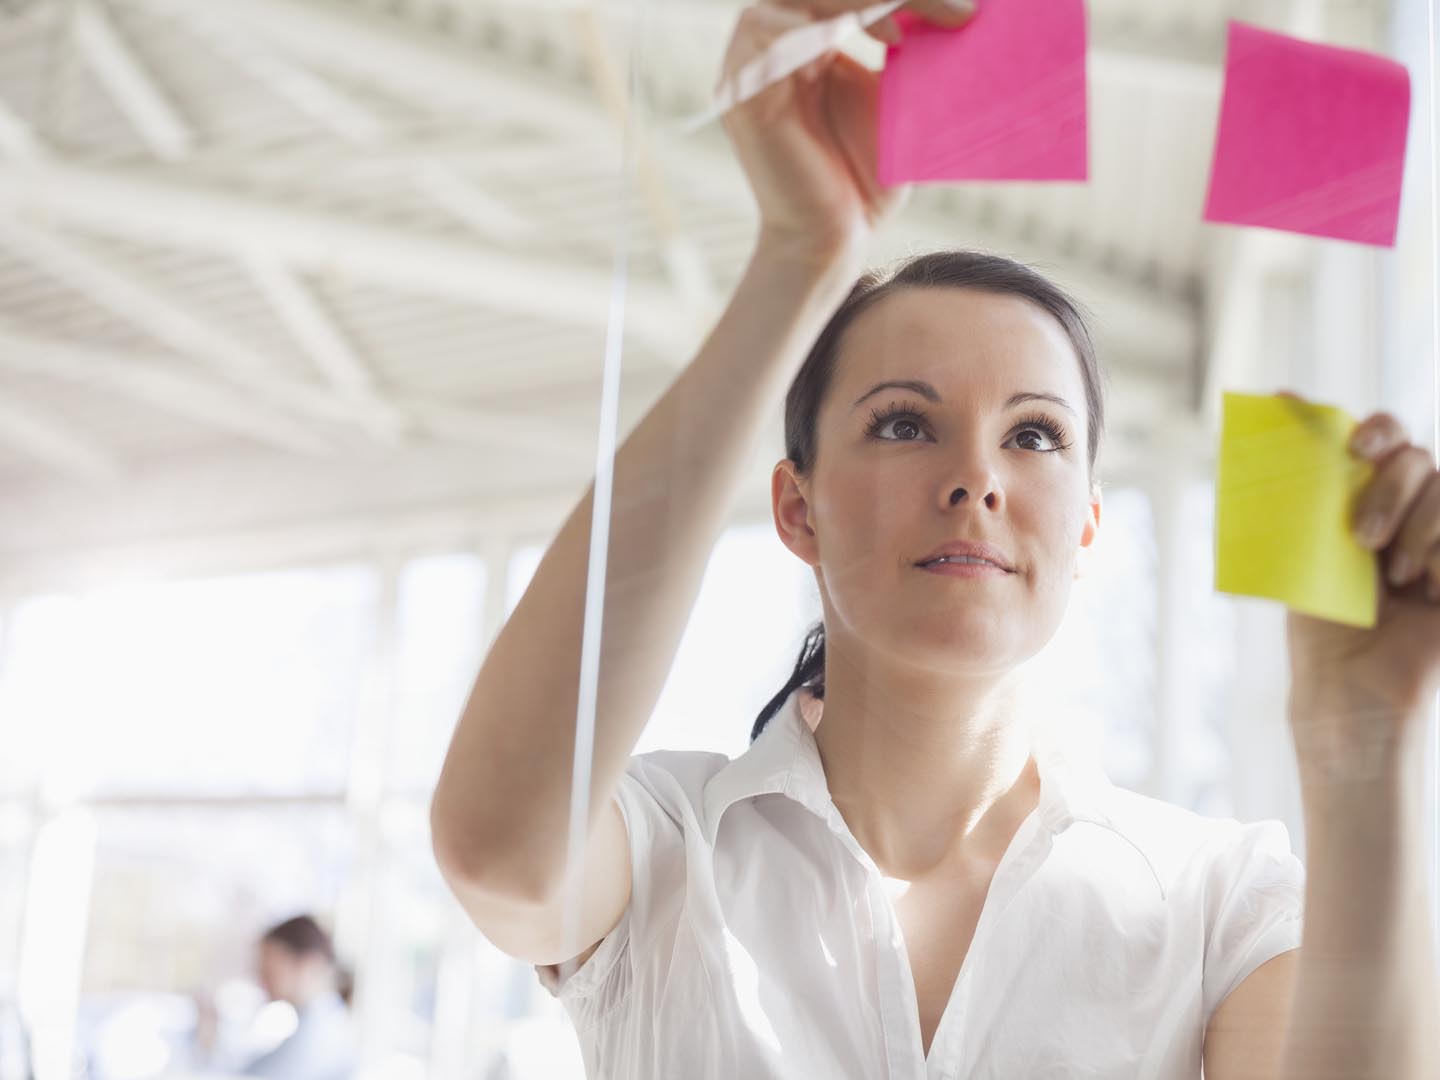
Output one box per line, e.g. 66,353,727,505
0,0,1435,1077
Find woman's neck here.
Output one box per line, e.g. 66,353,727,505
810,656,1041,880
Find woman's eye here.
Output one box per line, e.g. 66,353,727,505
877,416,924,440
1014,427,1054,451
867,408,1067,452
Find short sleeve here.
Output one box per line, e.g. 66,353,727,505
533,754,685,1028
1201,818,1307,1021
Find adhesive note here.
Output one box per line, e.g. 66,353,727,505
1202,21,1411,247
1215,391,1377,627
876,0,1088,184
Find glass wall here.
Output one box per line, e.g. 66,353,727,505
0,536,793,1077
0,0,1433,1076
0,490,1225,1078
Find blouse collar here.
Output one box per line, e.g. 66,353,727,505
702,689,1117,851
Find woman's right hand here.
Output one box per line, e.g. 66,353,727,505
719,1,977,266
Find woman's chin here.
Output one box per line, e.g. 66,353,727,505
894,625,1016,667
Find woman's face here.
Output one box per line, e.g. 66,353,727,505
257,939,293,1001
257,940,335,1005
773,287,1102,678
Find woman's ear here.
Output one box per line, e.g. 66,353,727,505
773,459,821,567
1073,484,1102,581
799,686,823,731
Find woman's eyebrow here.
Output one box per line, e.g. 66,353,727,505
850,380,1076,418
852,379,940,408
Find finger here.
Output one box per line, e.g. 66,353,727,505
1423,541,1440,602
770,0,976,30
799,48,836,83
904,0,978,26
823,52,887,209
722,3,812,87
1352,443,1436,552
1347,410,1408,461
865,14,903,45
1383,470,1440,588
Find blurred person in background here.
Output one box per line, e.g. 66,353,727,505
240,914,356,1080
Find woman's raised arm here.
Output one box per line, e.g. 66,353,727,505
429,1,965,909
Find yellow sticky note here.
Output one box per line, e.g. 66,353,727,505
1215,391,1377,627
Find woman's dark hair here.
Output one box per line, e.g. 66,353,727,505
262,913,350,1003
261,914,336,962
750,251,1109,744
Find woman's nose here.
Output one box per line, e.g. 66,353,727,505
949,486,999,508
939,443,1003,505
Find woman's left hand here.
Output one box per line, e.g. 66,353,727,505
1279,392,1440,771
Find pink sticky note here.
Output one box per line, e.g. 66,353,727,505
1203,21,1410,247
877,0,1087,185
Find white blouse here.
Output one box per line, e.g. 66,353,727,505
536,696,1305,1079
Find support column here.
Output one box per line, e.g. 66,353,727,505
337,555,402,1069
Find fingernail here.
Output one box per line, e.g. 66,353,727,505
1360,512,1387,545
1353,430,1383,457
871,17,901,45
1389,552,1415,587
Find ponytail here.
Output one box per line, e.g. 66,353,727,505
751,620,825,743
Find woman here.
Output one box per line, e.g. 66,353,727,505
432,2,1440,1077
242,915,357,1080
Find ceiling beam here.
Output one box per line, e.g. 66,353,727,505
400,397,596,458
0,160,691,358
177,7,390,148
449,0,1230,90
0,150,1190,376
0,219,407,446
173,8,539,245
133,0,606,139
0,324,604,461
0,395,120,484
0,323,336,456
0,91,41,159
134,111,1198,370
242,254,410,442
129,0,1192,365
70,0,194,160
408,164,536,242
185,135,606,188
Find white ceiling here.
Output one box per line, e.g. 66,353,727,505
0,0,1396,592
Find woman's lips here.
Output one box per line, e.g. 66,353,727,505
918,560,1012,578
